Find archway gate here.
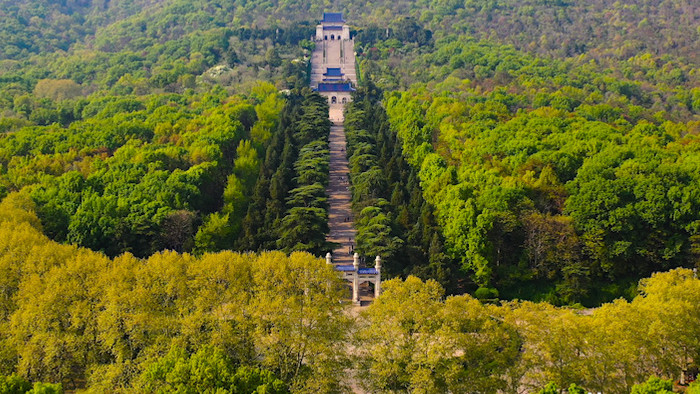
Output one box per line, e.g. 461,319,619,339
327,253,381,304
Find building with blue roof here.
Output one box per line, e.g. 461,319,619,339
316,12,350,41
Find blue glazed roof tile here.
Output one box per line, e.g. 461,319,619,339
324,67,343,76
315,82,355,92
335,265,356,272
323,12,345,23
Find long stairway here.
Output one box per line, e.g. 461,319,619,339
326,120,355,265
312,17,370,393
309,31,357,265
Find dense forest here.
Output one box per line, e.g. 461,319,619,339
0,84,282,257
347,1,699,304
384,83,700,303
0,85,335,258
1,197,699,393
360,27,700,303
344,72,699,304
1,0,699,391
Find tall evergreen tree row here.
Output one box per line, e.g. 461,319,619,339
344,81,459,292
237,88,331,256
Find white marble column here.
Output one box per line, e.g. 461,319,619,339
374,255,382,298
352,252,360,304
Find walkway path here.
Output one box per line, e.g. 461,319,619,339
326,120,355,265
311,20,370,394
309,33,357,265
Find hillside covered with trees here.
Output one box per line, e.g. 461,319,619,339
0,0,699,391
346,1,700,304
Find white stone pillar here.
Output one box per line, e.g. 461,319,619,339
326,252,332,265
374,255,382,298
353,252,360,304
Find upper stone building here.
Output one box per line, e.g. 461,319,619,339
316,12,350,41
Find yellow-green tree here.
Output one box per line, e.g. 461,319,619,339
355,276,519,393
